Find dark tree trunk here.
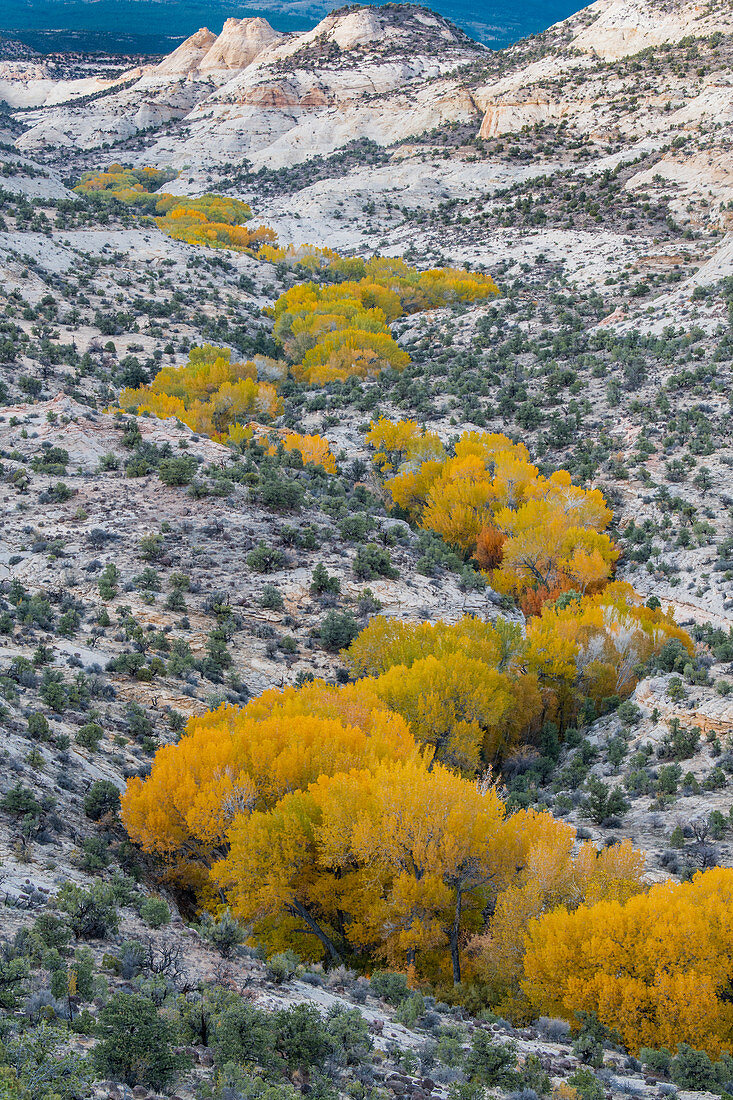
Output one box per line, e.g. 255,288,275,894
450,889,463,985
287,897,343,966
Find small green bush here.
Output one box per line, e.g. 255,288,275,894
139,897,171,929
310,563,341,596
267,950,300,984
27,712,50,741
465,1033,516,1086
353,543,398,580
76,722,103,752
568,1067,605,1100
260,584,284,610
320,611,359,652
159,456,196,486
94,991,188,1089
247,543,285,573
369,970,409,1006
84,780,120,821
639,1047,672,1078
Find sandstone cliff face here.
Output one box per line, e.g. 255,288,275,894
153,27,218,77
197,17,285,74
6,0,732,199
475,0,733,144
569,0,733,60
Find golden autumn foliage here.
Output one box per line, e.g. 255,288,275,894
121,691,419,894
214,759,515,973
468,834,645,1014
74,164,278,255
227,425,337,472
213,757,636,983
271,261,498,385
117,344,283,440
122,660,648,981
257,242,341,271
367,420,618,611
525,582,693,722
344,588,690,768
74,164,177,206
274,432,337,474
520,868,733,1057
156,197,276,252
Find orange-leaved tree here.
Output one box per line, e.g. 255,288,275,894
468,830,645,1016
121,690,419,899
214,758,566,981
366,422,619,612
520,867,733,1057
117,344,283,440
344,593,691,766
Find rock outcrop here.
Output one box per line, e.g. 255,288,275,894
570,0,733,60
197,17,284,74
12,5,485,165
153,27,218,77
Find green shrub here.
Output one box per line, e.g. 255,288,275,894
83,780,120,821
353,543,398,580
369,970,410,1006
39,669,67,712
518,1053,551,1095
259,479,303,513
212,997,277,1068
76,722,103,752
669,1044,731,1092
139,897,171,929
0,949,29,1009
32,446,69,474
310,563,341,596
247,543,285,573
465,1033,516,1086
659,719,700,761
274,1003,333,1076
199,911,244,958
616,700,641,726
568,1067,605,1100
320,611,359,652
159,456,196,486
639,1047,672,1077
27,712,50,741
260,584,284,610
1,783,41,817
1,1023,89,1096
98,562,119,600
57,882,118,939
583,775,629,824
93,991,188,1089
267,950,300,984
325,1005,373,1066
395,991,425,1027
139,533,164,561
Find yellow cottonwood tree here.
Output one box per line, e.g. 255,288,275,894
117,345,283,440
277,432,337,473
215,759,561,981
121,703,418,896
367,422,620,612
371,653,517,773
521,867,733,1057
469,834,645,1014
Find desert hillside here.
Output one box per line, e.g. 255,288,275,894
0,2,732,1098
